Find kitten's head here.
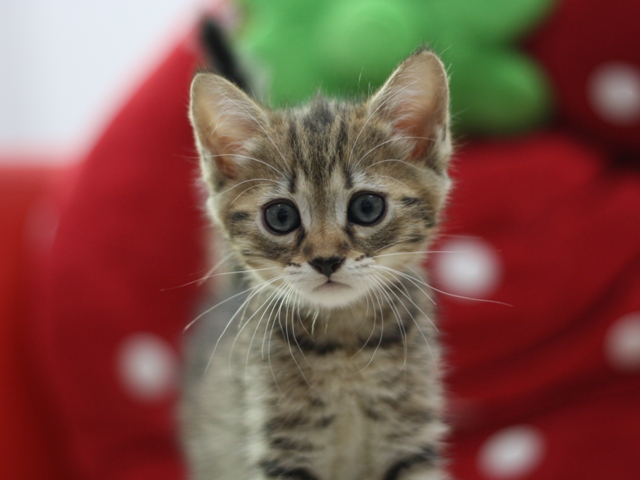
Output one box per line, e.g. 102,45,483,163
190,49,452,308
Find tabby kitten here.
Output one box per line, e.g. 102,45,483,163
182,49,454,480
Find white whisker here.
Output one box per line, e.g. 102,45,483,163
215,90,290,173
203,275,285,374
348,82,416,167
161,252,234,291
375,265,437,307
183,280,266,333
372,250,464,259
368,273,408,368
244,285,284,378
205,152,288,180
408,265,511,307
213,177,284,198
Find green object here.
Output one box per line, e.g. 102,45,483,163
236,0,554,135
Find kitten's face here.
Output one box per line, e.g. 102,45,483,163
191,50,452,308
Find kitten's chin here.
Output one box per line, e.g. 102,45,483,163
304,280,365,308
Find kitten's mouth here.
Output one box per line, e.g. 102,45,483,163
314,280,350,291
306,278,364,307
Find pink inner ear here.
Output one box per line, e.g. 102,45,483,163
191,73,267,182
372,52,449,163
214,153,240,179
395,114,436,161
198,130,241,179
393,94,446,162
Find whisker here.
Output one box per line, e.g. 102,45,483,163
373,174,413,191
203,275,285,374
205,152,288,180
372,240,405,254
289,291,313,369
348,81,416,166
375,265,437,307
183,280,267,333
355,134,436,170
377,271,438,361
230,280,284,365
406,265,512,307
229,183,274,205
214,90,290,172
262,284,289,359
388,273,438,333
244,285,284,377
203,266,280,279
310,307,320,336
368,273,408,368
280,286,311,384
214,177,284,198
372,250,465,259
353,138,401,170
357,277,387,372
365,157,430,172
293,290,313,339
160,252,234,291
351,288,378,359
264,287,292,395
424,282,511,306
354,133,434,171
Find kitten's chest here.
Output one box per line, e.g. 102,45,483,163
323,392,376,480
241,315,436,480
282,353,403,479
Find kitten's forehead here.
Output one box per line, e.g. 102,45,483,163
288,101,349,175
282,100,366,219
284,99,385,180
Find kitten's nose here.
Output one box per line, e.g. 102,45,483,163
309,256,344,277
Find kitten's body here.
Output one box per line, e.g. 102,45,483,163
182,50,453,480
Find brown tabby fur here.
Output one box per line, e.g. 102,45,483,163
182,49,454,480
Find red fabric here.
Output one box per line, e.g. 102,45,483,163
528,0,640,154
0,165,70,480
434,133,640,479
36,35,207,480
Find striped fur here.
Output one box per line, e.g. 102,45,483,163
182,50,454,480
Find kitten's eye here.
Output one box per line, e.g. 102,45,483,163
263,201,301,234
348,193,385,226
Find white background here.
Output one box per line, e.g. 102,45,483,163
0,0,213,164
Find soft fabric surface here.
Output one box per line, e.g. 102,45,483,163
36,34,207,480
529,0,640,154
433,134,640,479
0,165,69,480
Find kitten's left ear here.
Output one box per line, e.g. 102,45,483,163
368,49,451,172
189,73,268,183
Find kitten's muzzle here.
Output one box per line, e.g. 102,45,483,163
309,256,344,278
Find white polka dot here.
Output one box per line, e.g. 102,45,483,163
478,425,545,479
433,237,501,299
117,332,178,401
605,312,640,371
588,62,640,125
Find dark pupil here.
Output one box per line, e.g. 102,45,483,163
277,208,289,224
265,202,300,233
360,198,373,216
350,194,384,225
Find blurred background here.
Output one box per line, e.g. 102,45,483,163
1,0,639,479
0,0,205,162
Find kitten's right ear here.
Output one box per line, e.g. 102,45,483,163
367,49,451,173
189,73,267,181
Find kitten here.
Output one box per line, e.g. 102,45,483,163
182,48,454,480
